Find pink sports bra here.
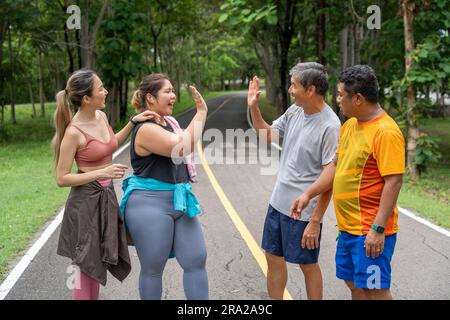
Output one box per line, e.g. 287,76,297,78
71,113,118,168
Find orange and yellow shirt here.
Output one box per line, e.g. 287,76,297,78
333,113,405,236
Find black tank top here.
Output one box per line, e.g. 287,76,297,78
130,119,189,183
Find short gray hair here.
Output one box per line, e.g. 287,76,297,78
289,62,328,96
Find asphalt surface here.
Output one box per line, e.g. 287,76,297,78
4,93,450,299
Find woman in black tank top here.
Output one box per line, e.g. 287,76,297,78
123,74,210,300
130,119,189,183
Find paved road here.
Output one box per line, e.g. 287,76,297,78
4,93,450,299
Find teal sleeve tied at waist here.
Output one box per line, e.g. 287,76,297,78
119,175,202,217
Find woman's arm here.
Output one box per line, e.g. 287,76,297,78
100,110,161,146
55,126,128,187
135,86,208,158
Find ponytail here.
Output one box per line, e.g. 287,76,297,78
52,90,73,167
131,90,144,112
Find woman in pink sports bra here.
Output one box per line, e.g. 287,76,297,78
52,69,159,300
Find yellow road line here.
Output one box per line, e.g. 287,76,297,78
196,121,293,300
207,96,234,119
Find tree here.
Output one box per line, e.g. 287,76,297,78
400,0,419,180
395,0,449,176
57,0,77,74
98,0,149,126
156,0,202,96
315,0,327,65
0,0,38,124
220,0,298,112
80,0,109,69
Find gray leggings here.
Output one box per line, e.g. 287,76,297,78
125,189,208,300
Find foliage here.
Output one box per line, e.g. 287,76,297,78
414,133,442,174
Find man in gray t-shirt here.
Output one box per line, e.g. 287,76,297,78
248,62,340,300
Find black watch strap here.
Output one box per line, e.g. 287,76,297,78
129,116,138,125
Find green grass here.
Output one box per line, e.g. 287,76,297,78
397,118,450,229
0,89,232,282
0,102,71,280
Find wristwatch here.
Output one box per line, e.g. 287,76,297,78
371,224,385,234
129,116,138,126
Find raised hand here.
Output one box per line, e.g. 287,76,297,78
248,76,261,109
189,85,208,113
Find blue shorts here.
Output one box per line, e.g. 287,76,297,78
335,231,397,289
261,205,322,264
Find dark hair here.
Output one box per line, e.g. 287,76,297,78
338,65,379,103
52,69,97,166
132,73,171,112
289,62,328,96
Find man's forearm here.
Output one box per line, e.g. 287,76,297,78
249,105,272,141
310,189,333,223
304,162,336,199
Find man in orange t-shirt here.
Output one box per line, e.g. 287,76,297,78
333,65,405,300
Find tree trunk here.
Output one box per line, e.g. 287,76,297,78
124,78,129,118
175,61,181,102
315,0,326,65
118,77,123,118
340,27,349,69
64,23,75,73
254,40,277,107
254,0,296,114
152,33,159,71
59,1,75,73
149,4,163,73
0,20,6,69
76,29,82,69
297,26,308,62
81,0,109,69
38,51,46,117
1,105,4,130
436,86,445,118
27,78,36,118
354,23,364,65
195,46,202,91
7,28,16,125
277,0,296,111
80,0,90,68
348,25,355,65
120,77,128,120
173,50,181,102
402,0,418,180
255,42,283,113
0,21,5,131
187,38,193,84
108,84,120,127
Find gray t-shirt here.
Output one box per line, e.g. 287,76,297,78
270,104,341,221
